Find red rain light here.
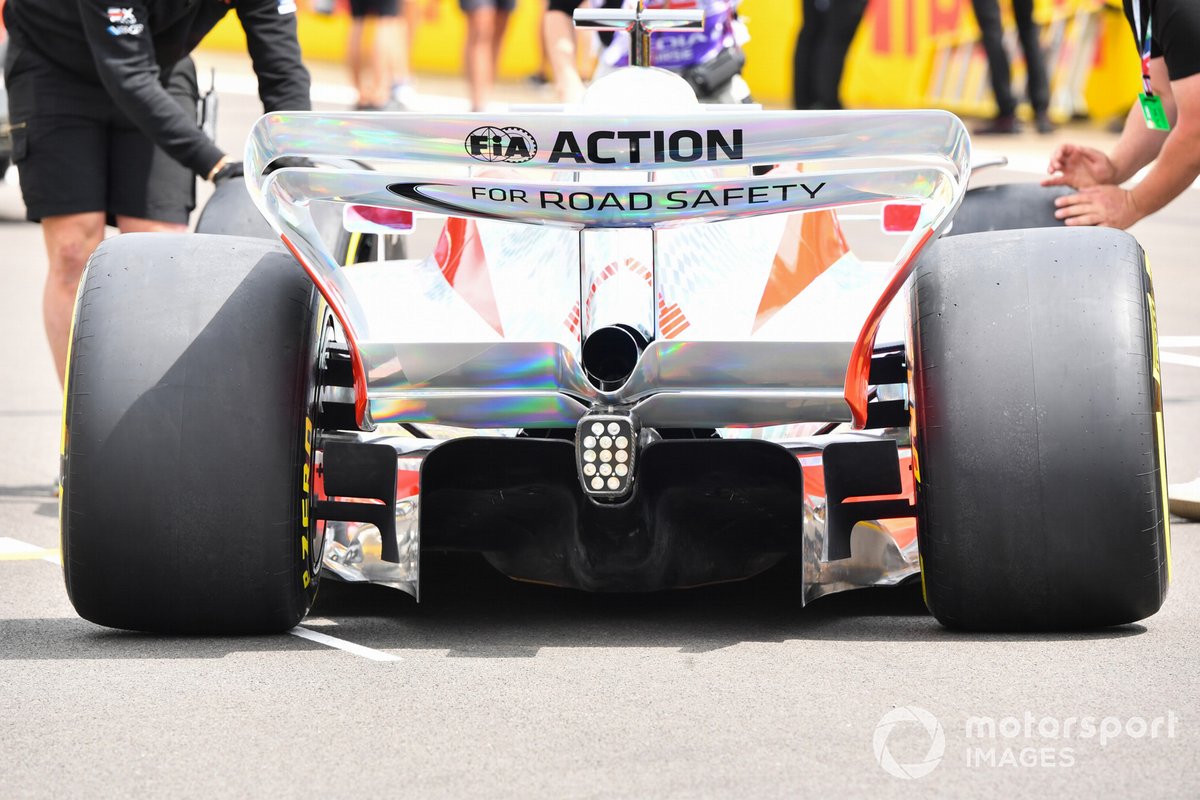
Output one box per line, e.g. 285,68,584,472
881,203,921,234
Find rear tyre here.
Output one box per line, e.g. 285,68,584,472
62,234,323,633
195,178,277,240
909,227,1170,630
948,183,1072,236
195,174,355,261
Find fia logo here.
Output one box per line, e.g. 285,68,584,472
465,126,537,164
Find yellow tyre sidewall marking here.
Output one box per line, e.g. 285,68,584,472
919,555,928,607
345,231,362,266
1146,283,1172,585
59,266,90,548
302,415,313,590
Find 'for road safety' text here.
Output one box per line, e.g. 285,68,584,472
468,183,827,212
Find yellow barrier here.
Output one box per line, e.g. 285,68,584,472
199,0,1139,118
201,1,547,79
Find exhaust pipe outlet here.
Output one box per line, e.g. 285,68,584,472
582,325,647,391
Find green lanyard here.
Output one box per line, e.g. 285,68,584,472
1133,0,1171,130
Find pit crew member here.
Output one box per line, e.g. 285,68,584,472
2,0,311,385
1044,0,1200,229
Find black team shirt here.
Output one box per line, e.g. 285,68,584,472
1123,0,1200,81
3,0,311,175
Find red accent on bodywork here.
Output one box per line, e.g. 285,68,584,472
844,228,935,428
313,456,420,510
881,203,921,233
586,258,654,325
396,469,420,499
753,208,851,331
281,235,370,429
433,217,504,336
799,447,917,551
349,205,414,230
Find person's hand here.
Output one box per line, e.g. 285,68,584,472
1043,144,1118,189
1054,185,1142,229
1043,144,1117,189
211,160,245,184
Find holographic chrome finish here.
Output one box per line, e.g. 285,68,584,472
246,104,969,431
631,390,849,429
246,109,969,176
320,431,918,601
580,229,656,342
787,439,921,603
322,510,419,597
369,392,593,428
319,435,433,598
361,340,856,428
806,522,920,603
368,389,848,429
256,165,955,231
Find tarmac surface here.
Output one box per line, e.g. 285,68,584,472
1,59,1198,797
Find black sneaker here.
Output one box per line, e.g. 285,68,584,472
1034,113,1055,134
974,115,1021,135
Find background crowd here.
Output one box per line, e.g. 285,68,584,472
310,0,1062,129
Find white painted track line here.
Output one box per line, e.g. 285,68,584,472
1,537,391,658
290,626,401,662
1162,351,1200,369
1161,336,1200,348
0,537,61,565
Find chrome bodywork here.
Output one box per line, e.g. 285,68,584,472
360,340,856,428
245,102,969,431
243,68,968,602
320,430,920,601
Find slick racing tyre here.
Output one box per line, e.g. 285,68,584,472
195,171,357,261
948,183,1072,236
61,234,323,633
909,227,1170,630
195,178,277,240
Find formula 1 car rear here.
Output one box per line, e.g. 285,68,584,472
59,16,1170,633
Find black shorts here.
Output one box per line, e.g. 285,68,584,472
4,34,197,225
459,0,516,12
349,0,400,17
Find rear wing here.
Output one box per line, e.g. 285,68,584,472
245,109,970,427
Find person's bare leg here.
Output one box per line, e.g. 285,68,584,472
492,9,511,77
405,0,420,51
41,213,106,385
372,16,401,106
114,217,188,235
465,7,497,111
543,9,584,102
348,18,368,106
390,15,410,87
